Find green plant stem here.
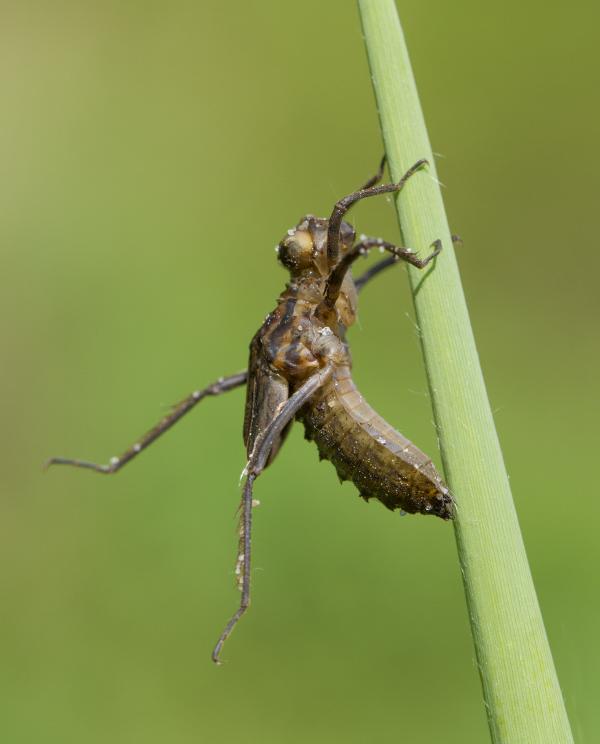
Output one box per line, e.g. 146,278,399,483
357,2,573,742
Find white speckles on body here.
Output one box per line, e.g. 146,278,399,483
133,443,142,453
109,456,120,466
376,436,387,445
234,552,246,586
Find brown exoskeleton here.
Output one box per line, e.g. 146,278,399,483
47,157,454,663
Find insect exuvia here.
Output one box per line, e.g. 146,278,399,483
47,156,454,663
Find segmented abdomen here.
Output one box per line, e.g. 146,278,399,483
299,366,452,519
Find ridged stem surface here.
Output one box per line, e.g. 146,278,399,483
358,2,573,742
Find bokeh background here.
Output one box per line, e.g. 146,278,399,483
1,1,598,742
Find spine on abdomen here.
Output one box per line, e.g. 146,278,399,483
299,366,451,517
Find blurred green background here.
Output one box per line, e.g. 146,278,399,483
1,1,598,742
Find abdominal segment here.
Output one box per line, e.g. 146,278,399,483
298,366,453,519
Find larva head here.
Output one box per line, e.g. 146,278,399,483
277,215,355,277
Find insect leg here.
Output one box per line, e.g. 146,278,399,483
327,158,428,263
354,255,398,292
45,371,248,475
354,234,461,294
211,365,333,664
211,471,255,665
357,154,386,190
323,237,443,310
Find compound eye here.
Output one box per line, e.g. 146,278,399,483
278,230,314,270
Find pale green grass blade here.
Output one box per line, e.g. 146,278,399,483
357,1,573,742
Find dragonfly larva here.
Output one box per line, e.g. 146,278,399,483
47,156,454,663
